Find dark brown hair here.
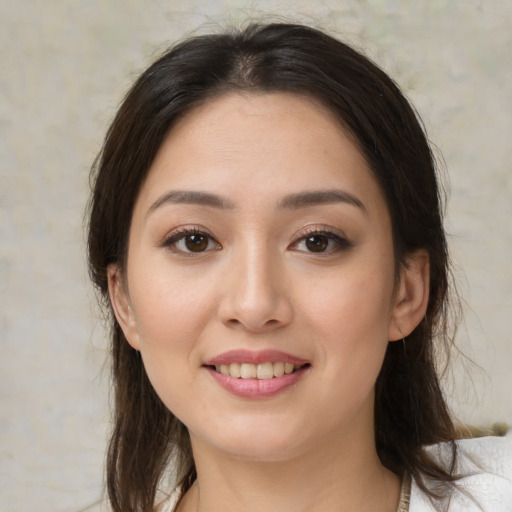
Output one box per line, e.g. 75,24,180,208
88,23,459,512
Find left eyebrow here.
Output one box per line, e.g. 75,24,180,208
277,189,367,214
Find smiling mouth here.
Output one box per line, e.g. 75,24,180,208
207,362,309,380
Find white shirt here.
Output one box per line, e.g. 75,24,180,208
410,430,512,511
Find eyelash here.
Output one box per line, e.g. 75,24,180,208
290,227,352,254
162,226,221,255
161,226,351,255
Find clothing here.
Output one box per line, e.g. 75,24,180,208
159,431,512,512
409,430,512,511
397,475,411,511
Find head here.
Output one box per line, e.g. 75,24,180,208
88,23,456,512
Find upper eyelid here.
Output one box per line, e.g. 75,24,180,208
162,225,214,241
294,225,346,240
161,226,220,250
297,226,334,236
290,226,352,251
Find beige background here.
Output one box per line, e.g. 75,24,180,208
1,1,511,511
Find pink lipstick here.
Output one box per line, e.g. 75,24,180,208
203,350,310,399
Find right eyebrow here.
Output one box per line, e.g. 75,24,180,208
146,190,235,217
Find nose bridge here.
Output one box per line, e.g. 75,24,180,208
220,235,292,331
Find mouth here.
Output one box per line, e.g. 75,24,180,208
206,362,310,380
202,350,311,398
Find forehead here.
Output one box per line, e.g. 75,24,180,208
164,92,355,162
136,92,385,214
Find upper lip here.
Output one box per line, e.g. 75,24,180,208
203,349,309,367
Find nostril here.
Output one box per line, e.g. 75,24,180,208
225,317,282,331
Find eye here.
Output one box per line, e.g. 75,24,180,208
291,228,351,254
303,234,333,252
163,228,221,254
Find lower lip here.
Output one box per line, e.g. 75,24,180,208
205,366,309,399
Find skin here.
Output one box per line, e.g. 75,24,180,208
109,92,430,512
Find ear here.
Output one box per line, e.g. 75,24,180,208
107,264,141,350
388,249,430,341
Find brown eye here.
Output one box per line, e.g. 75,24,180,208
305,235,329,252
164,229,220,254
184,234,209,252
291,229,351,254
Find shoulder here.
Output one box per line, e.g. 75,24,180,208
409,428,512,511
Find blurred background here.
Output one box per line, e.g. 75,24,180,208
1,1,511,510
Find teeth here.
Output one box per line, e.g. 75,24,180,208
240,363,257,379
229,362,241,378
214,362,304,379
257,362,274,380
273,361,285,377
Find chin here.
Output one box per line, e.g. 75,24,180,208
221,438,304,462
190,416,315,462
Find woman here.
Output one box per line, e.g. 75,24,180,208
87,23,511,512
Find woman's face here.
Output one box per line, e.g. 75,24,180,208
110,92,426,461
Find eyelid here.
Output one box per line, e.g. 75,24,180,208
290,225,352,253
161,225,221,254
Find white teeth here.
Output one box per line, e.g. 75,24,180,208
257,362,274,380
273,361,285,377
229,362,241,378
240,363,257,379
214,361,305,379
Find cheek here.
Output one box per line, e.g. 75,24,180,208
128,262,218,351
126,268,218,414
297,260,395,398
303,275,393,411
299,265,395,342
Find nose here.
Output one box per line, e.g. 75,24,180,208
217,244,294,333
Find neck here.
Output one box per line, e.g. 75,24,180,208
178,427,400,512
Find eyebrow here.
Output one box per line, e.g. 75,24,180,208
147,188,366,216
147,190,235,216
278,189,367,213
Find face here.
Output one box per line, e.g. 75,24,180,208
110,92,427,462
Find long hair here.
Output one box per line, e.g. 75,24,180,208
88,23,458,512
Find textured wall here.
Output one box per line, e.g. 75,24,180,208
1,1,511,511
